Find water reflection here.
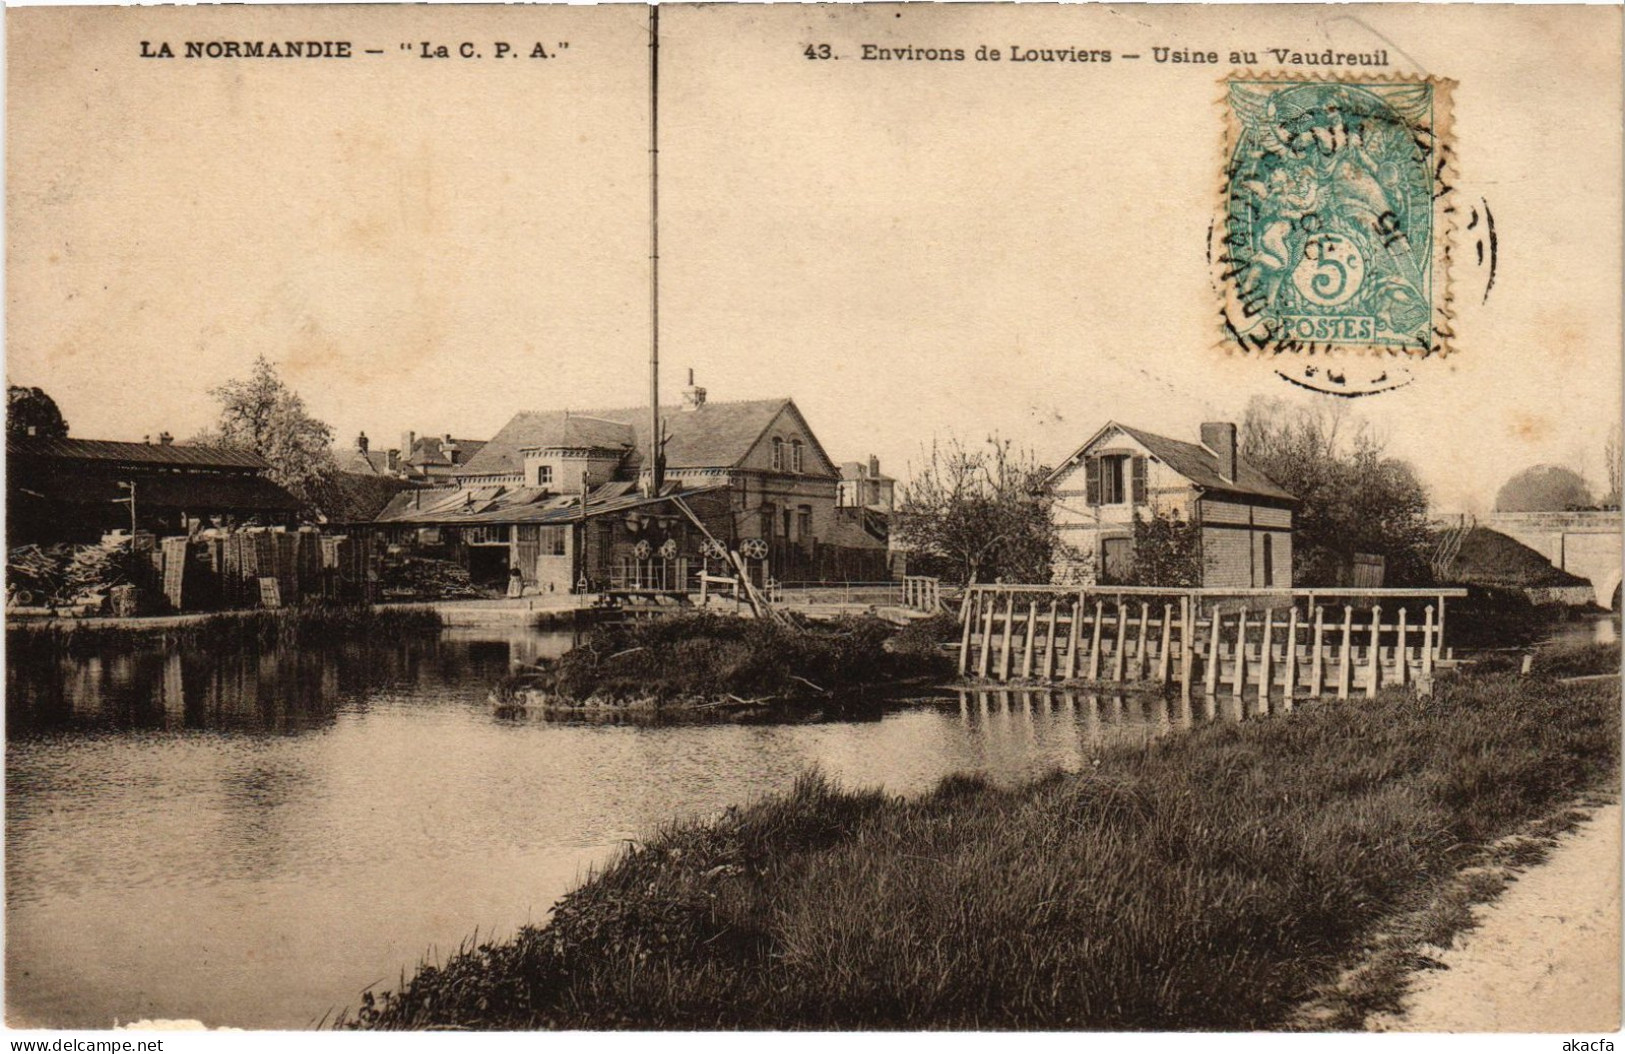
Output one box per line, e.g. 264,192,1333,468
8,628,1278,1030
6,636,511,736
953,686,1272,757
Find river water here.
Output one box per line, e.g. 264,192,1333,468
6,625,1237,1029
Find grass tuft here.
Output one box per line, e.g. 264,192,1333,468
350,646,1620,1031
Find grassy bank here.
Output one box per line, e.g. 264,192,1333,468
6,604,445,659
502,613,955,709
351,648,1619,1030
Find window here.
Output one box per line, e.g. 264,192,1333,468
791,440,804,473
541,526,567,557
761,503,776,537
466,525,511,546
797,506,813,543
1262,533,1274,587
1085,454,1145,506
771,437,784,471
1098,456,1126,504
782,508,793,539
536,464,553,487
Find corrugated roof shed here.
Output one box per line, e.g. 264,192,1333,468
459,399,808,478
8,436,270,470
373,481,724,526
16,469,301,511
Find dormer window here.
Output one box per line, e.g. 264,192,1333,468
772,437,784,471
1085,453,1147,506
791,439,804,473
536,464,553,487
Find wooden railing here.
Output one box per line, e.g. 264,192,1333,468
901,575,942,613
956,585,1468,699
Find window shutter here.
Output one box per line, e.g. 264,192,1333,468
1085,458,1100,504
1131,456,1147,504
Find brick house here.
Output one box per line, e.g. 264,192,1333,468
340,431,486,482
369,377,887,591
1046,421,1296,588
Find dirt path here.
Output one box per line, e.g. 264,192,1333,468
1377,802,1622,1033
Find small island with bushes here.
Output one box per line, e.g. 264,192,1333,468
494,612,960,716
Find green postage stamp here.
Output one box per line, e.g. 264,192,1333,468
1216,76,1456,366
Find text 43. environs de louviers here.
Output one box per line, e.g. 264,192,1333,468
838,43,1392,66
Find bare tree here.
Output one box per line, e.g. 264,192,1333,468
1604,423,1622,509
892,435,1060,585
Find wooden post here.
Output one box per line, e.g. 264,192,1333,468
1436,594,1447,659
958,590,977,676
1204,606,1222,697
1065,592,1084,680
1157,603,1173,684
977,594,996,679
1258,608,1273,710
1395,607,1408,687
1283,606,1299,704
1134,603,1150,680
1112,602,1127,682
1309,606,1324,696
1338,606,1353,700
1042,599,1060,681
1231,611,1248,697
1422,605,1436,681
998,593,1017,681
1020,601,1039,680
1179,596,1195,700
1367,605,1382,697
1088,600,1104,680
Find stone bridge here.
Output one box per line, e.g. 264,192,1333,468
1488,511,1622,609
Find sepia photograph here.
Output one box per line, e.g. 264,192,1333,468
3,0,1621,1040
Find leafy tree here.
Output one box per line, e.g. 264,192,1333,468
7,385,68,438
192,355,336,510
1241,396,1433,585
1494,464,1594,513
1127,506,1205,587
893,436,1061,585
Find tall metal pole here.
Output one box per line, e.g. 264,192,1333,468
647,4,665,498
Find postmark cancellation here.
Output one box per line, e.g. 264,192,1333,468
1214,75,1457,381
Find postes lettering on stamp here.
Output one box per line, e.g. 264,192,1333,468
1215,76,1456,389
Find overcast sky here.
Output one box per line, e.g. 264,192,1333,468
9,4,1621,515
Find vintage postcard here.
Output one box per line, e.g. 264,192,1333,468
5,2,1621,1041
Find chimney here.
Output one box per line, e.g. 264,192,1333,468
868,454,880,479
1200,422,1238,482
143,435,151,445
442,434,458,462
356,431,370,454
401,431,416,457
386,449,400,473
159,432,174,446
681,368,707,411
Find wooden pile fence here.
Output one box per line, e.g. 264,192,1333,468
957,585,1468,700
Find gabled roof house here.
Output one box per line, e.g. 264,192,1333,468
369,379,886,591
1046,420,1296,588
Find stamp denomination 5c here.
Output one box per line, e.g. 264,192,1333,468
1215,76,1456,377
